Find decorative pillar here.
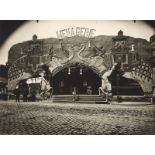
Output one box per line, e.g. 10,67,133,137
150,34,155,103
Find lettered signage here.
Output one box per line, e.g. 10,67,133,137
56,27,96,39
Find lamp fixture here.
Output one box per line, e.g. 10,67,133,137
68,68,71,75
131,44,135,51
88,41,91,48
80,68,82,75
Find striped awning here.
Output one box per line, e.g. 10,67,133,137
0,77,7,84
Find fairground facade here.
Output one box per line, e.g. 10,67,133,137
7,29,155,103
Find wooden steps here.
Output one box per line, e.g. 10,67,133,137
52,95,108,103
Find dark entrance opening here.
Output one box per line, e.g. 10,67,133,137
51,64,101,95
109,68,144,96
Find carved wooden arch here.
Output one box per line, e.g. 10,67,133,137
123,62,153,94
51,61,103,78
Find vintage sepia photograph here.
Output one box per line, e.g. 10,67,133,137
0,20,155,135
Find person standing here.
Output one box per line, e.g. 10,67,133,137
72,87,78,102
14,86,20,102
22,82,29,102
31,89,36,101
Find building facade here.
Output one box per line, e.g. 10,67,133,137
7,30,155,100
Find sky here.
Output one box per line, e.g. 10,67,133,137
0,20,155,65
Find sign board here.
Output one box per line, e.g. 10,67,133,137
56,27,96,39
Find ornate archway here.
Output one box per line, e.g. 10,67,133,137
123,62,153,95
47,40,116,95
51,63,102,95
110,70,144,96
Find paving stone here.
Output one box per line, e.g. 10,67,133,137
0,101,155,134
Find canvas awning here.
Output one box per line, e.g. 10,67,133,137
0,77,7,84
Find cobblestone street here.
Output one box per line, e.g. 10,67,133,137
0,101,155,135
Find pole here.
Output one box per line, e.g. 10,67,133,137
116,73,120,102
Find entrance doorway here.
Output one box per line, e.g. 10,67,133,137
51,64,101,95
109,70,144,96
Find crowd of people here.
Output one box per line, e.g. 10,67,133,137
11,80,52,102
13,82,37,102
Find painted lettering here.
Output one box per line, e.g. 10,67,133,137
56,27,96,39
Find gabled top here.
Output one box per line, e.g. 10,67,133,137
118,30,123,36
32,34,38,42
112,30,128,42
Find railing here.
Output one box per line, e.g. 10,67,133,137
98,87,108,102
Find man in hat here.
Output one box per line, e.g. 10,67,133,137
14,85,20,102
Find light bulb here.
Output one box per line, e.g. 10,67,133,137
68,68,71,75
88,41,91,48
80,68,82,75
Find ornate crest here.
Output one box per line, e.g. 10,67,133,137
27,38,49,73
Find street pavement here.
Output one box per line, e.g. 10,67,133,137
0,100,155,135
